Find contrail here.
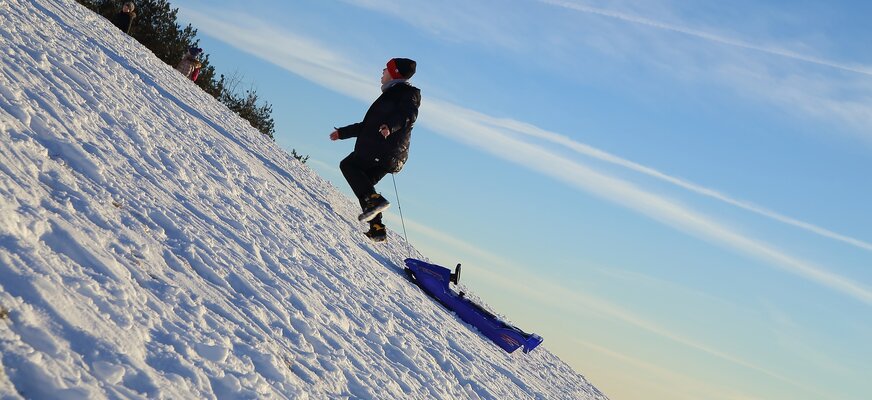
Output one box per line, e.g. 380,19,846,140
537,0,872,76
426,99,872,306
481,116,872,253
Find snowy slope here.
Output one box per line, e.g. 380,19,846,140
0,0,606,399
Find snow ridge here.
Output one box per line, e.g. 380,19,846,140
0,0,606,398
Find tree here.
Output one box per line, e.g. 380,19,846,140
215,73,276,140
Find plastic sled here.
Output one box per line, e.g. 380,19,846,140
404,258,544,354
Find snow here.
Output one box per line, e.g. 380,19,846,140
0,0,607,399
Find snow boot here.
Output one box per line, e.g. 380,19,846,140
365,222,387,243
358,193,390,222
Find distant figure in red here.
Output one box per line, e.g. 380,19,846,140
175,47,203,82
111,2,136,34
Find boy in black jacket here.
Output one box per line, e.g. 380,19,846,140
111,2,136,34
331,58,421,242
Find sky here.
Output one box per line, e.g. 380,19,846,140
171,1,872,399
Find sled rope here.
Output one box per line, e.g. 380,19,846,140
391,173,412,258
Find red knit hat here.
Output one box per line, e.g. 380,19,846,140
386,58,416,80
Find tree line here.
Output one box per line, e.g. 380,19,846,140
74,0,309,163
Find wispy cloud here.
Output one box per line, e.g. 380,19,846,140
476,115,872,253
338,0,527,50
533,0,872,138
183,10,377,102
426,99,872,306
475,258,816,392
383,214,521,270
761,302,856,377
576,339,767,400
536,0,872,77
182,7,872,307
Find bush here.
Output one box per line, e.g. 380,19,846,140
215,73,276,140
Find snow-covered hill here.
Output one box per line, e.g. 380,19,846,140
0,0,606,398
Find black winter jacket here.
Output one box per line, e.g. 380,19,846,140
337,82,421,173
112,11,135,34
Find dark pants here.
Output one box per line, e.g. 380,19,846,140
340,153,388,224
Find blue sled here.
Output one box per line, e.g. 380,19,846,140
404,258,543,354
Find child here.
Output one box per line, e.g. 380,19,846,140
330,58,421,242
175,47,203,82
111,2,136,34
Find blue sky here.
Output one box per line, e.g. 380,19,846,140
172,1,871,398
